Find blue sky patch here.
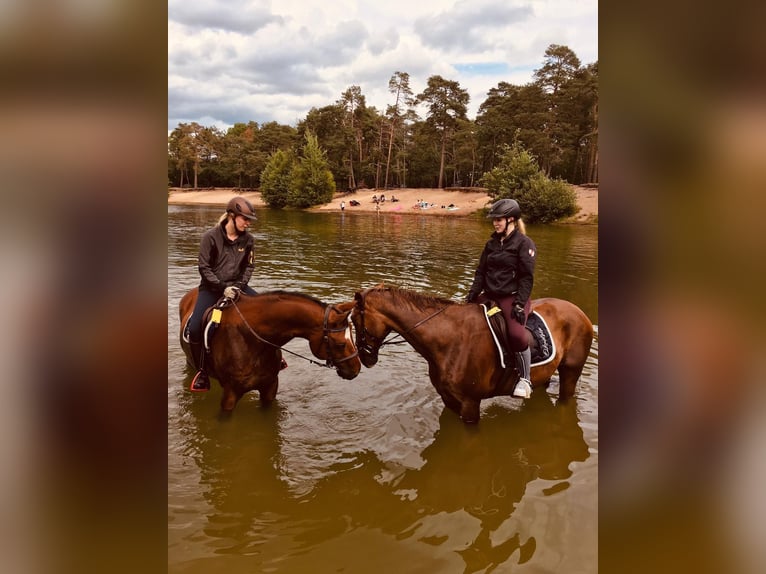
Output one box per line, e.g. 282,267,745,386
454,62,537,76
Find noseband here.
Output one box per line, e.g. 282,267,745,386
322,304,358,368
354,292,386,356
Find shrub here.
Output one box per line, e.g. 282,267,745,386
287,131,336,208
479,141,577,223
260,149,293,208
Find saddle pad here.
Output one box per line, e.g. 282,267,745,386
527,311,556,366
480,307,556,368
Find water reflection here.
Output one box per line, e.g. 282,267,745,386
171,390,588,572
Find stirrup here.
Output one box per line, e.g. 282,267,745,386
513,378,532,399
189,370,210,392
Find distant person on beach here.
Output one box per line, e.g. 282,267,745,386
465,198,537,399
341,201,345,211
187,197,259,392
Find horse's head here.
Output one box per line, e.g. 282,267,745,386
320,301,362,380
351,288,390,368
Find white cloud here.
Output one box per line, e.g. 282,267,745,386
168,0,597,130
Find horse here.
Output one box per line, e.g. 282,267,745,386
351,284,594,424
179,288,362,414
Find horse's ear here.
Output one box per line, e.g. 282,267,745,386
354,291,363,303
335,300,355,314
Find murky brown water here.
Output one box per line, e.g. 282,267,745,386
168,206,598,573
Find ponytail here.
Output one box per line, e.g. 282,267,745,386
217,211,229,225
517,218,526,235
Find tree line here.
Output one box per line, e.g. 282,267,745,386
168,44,597,192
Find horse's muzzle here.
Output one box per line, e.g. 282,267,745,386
358,347,379,368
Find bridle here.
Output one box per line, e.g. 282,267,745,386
354,292,387,357
231,300,358,370
320,304,359,367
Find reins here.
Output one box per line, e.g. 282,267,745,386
356,289,449,351
378,305,448,347
230,299,357,369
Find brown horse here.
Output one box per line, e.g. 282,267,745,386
179,288,361,414
352,285,594,423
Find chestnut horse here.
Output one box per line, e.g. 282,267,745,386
179,289,361,414
352,285,594,423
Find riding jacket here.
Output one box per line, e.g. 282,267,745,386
467,228,536,306
198,221,255,293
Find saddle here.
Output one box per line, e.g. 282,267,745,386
182,294,237,352
480,303,556,370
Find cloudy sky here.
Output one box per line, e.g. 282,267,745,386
168,0,597,132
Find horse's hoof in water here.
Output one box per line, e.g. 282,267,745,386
189,371,210,392
217,410,233,422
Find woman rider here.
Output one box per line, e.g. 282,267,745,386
187,197,259,392
466,198,537,398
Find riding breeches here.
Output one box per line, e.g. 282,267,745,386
477,294,530,352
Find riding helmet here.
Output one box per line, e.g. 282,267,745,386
486,198,521,220
227,196,257,220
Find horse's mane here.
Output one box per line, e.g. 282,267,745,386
372,284,456,309
252,290,325,307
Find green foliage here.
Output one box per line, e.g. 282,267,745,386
168,44,597,192
480,140,577,223
287,132,336,208
259,149,294,208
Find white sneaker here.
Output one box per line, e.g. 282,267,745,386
513,378,532,398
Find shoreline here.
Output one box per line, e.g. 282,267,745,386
168,186,597,223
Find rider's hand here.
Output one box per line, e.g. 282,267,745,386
512,303,526,324
224,286,240,300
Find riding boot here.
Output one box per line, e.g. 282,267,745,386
513,347,533,398
189,340,210,392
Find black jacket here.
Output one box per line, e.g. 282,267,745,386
467,228,536,305
197,221,255,292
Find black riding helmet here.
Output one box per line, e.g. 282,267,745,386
227,196,257,220
486,198,521,220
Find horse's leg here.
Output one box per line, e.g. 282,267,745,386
437,378,481,423
459,398,481,424
219,385,241,413
558,366,584,400
557,337,592,400
259,374,279,406
437,388,463,418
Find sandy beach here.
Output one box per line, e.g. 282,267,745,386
168,186,597,223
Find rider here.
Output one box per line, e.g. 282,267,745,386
187,196,259,392
465,198,537,399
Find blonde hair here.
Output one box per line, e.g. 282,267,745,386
516,218,526,235
217,212,229,225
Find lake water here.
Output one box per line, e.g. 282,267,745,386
168,206,598,573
